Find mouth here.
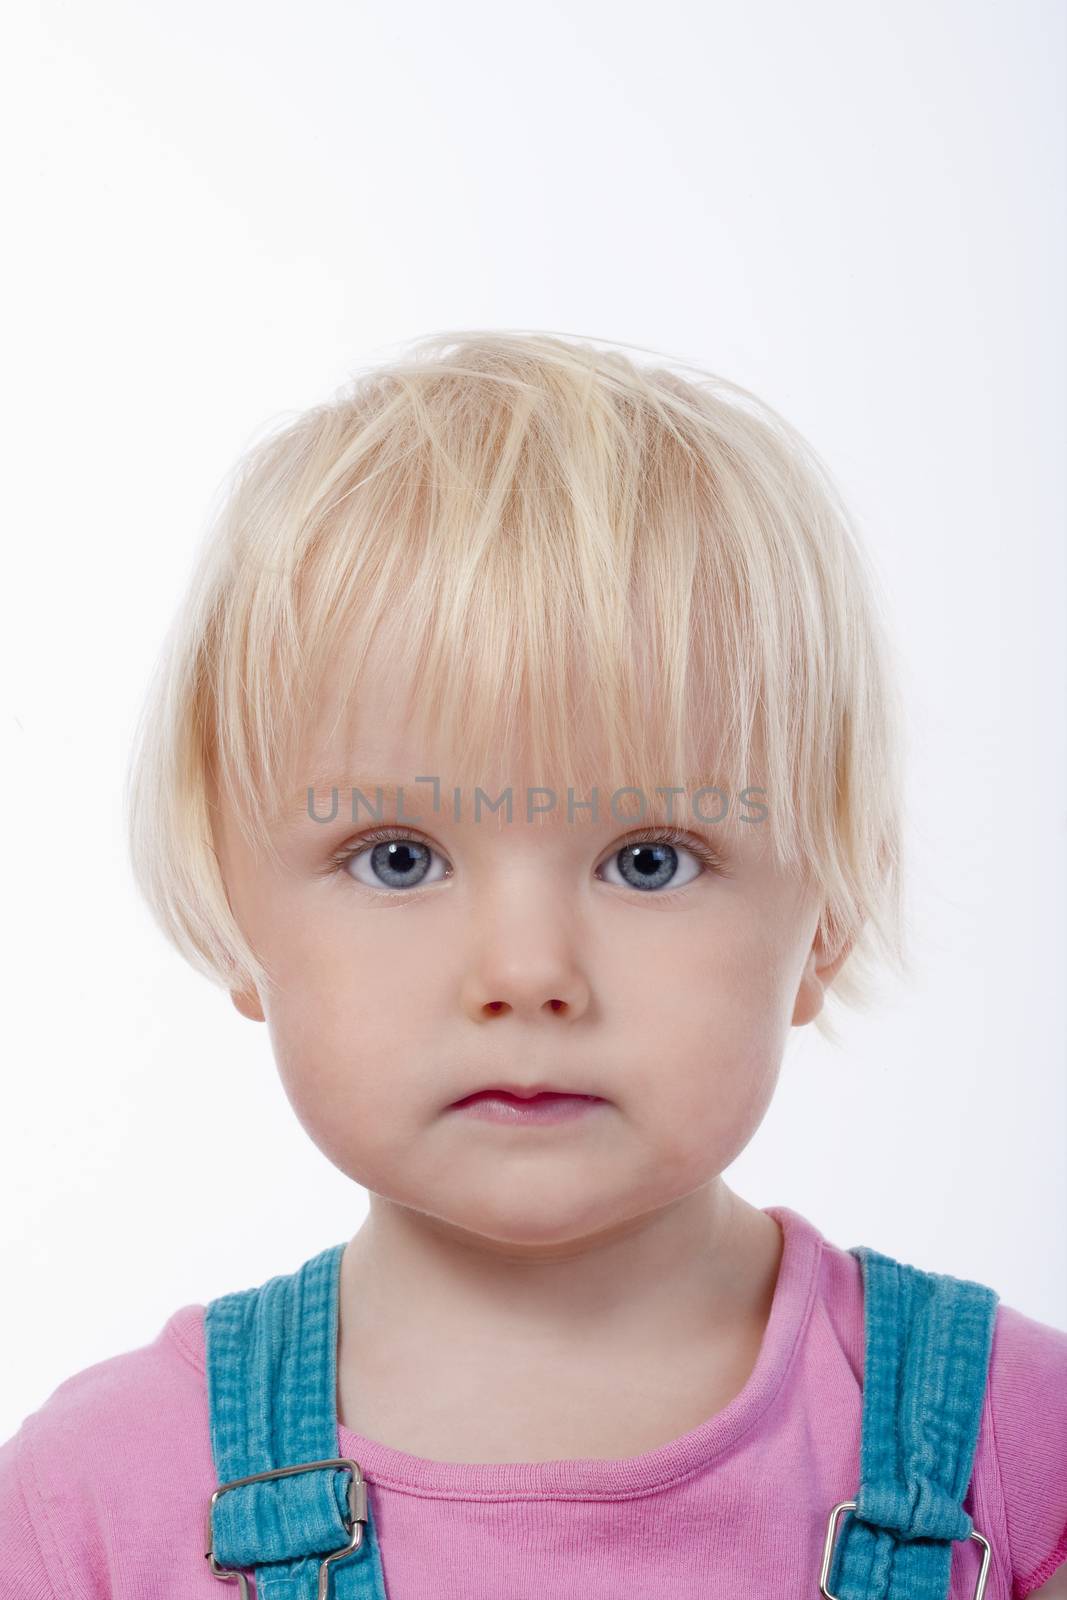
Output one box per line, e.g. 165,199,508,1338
448,1082,603,1106
446,1088,607,1126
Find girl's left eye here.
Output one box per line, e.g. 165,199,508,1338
327,825,728,897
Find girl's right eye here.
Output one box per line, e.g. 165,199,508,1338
330,827,450,893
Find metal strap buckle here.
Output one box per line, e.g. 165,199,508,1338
819,1498,993,1600
205,1456,368,1600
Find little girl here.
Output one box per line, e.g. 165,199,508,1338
2,332,1064,1599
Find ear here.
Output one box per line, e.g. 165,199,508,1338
230,988,266,1023
791,915,857,1028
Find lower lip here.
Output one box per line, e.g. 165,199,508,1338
449,1092,606,1125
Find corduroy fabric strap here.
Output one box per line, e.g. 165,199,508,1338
826,1246,999,1600
204,1242,389,1599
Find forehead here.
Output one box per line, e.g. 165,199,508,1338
286,637,531,806
274,635,767,851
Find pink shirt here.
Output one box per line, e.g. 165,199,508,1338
2,1205,1065,1599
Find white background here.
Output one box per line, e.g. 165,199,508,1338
1,0,1064,1440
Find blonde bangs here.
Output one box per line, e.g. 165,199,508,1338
126,331,908,1042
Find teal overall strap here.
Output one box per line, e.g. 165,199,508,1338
824,1246,999,1600
203,1242,389,1600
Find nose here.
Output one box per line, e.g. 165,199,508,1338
459,884,592,1023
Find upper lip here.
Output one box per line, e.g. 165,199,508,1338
450,1082,601,1104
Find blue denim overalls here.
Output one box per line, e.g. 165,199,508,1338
202,1236,999,1600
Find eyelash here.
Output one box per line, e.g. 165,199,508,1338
325,823,730,902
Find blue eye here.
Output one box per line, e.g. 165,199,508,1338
600,838,704,893
335,829,448,891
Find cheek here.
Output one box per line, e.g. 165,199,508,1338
259,925,446,1175
612,901,794,1052
265,996,408,1184
615,922,793,1164
644,1028,782,1172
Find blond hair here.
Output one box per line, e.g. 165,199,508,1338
125,330,909,1045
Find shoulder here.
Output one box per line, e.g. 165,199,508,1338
11,1299,209,1457
0,1304,212,1597
987,1295,1067,1395
792,1213,1067,1595
984,1299,1067,1597
0,1426,54,1593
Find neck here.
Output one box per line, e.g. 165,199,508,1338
337,1180,782,1379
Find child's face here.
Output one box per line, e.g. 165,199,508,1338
216,646,846,1252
